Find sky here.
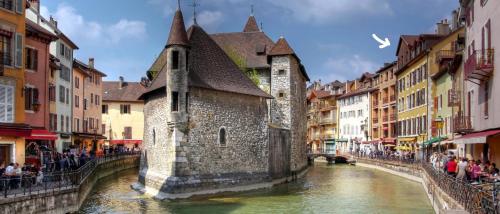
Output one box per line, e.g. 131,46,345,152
39,0,460,84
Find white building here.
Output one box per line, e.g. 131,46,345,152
26,1,78,152
337,90,373,154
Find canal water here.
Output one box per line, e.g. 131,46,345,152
80,163,433,213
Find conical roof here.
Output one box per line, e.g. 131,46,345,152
166,9,189,47
243,16,260,32
269,36,295,56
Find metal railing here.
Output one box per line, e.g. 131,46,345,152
0,152,140,199
353,155,498,213
436,50,455,64
453,112,473,133
465,49,495,80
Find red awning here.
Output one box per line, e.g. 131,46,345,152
455,130,500,145
109,140,142,145
382,138,396,144
362,140,379,144
26,129,58,140
0,123,31,137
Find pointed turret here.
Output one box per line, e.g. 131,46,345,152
269,36,295,56
243,15,260,32
166,9,189,48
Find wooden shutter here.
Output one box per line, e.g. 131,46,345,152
15,0,23,14
14,33,22,68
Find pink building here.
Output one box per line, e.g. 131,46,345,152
456,0,500,164
24,20,58,167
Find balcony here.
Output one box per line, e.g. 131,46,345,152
382,115,389,123
0,0,14,11
372,118,379,123
465,49,494,81
453,112,473,133
435,50,455,64
320,118,336,125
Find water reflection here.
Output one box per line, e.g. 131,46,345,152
80,163,433,214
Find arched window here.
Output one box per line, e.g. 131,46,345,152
219,127,226,146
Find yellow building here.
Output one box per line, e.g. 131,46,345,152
0,0,30,165
395,32,445,153
102,78,146,150
428,27,465,151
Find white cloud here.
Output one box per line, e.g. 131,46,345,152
187,10,224,32
322,55,378,82
107,19,147,44
42,4,146,45
148,0,174,17
264,0,393,24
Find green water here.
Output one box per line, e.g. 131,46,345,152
79,163,433,213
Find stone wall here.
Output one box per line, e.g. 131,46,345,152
270,56,291,129
139,91,176,190
140,88,271,196
288,56,308,172
0,156,139,214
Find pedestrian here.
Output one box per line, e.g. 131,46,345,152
447,156,457,177
457,158,467,181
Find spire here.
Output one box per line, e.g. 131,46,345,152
243,16,259,32
191,0,199,25
269,36,295,56
166,8,189,48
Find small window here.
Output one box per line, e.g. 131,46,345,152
172,50,179,69
278,92,285,98
152,129,156,145
278,69,285,75
102,104,108,114
219,127,226,146
25,48,38,70
172,91,179,112
120,104,131,114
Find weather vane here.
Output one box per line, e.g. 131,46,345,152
191,0,199,25
251,4,254,16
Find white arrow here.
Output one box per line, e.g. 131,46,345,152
372,34,391,49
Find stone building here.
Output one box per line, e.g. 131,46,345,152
135,6,309,198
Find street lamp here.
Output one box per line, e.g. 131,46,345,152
435,116,444,153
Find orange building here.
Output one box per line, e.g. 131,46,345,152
0,0,31,166
371,62,397,146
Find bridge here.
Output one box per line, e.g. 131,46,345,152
307,152,352,164
0,152,140,213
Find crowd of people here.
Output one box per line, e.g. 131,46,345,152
0,145,140,193
356,147,416,163
430,152,500,184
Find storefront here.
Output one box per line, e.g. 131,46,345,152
0,123,31,166
455,129,500,165
73,132,106,156
24,129,57,167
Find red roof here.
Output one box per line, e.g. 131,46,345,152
243,15,260,32
166,9,189,47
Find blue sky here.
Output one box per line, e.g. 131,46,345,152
40,0,459,83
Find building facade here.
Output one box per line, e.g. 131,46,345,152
102,78,146,150
136,7,308,197
0,0,30,166
24,19,58,167
455,0,500,164
371,62,397,148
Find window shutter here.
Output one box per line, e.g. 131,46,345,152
15,0,23,14
15,33,23,68
34,88,39,103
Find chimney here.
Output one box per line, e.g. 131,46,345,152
436,19,451,35
28,0,40,12
451,10,459,30
119,76,124,89
88,58,94,69
49,16,58,28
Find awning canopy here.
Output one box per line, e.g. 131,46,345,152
26,129,57,140
73,132,107,139
454,130,500,145
0,123,31,137
361,140,379,145
398,137,417,142
423,136,447,146
382,138,396,144
109,140,142,145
